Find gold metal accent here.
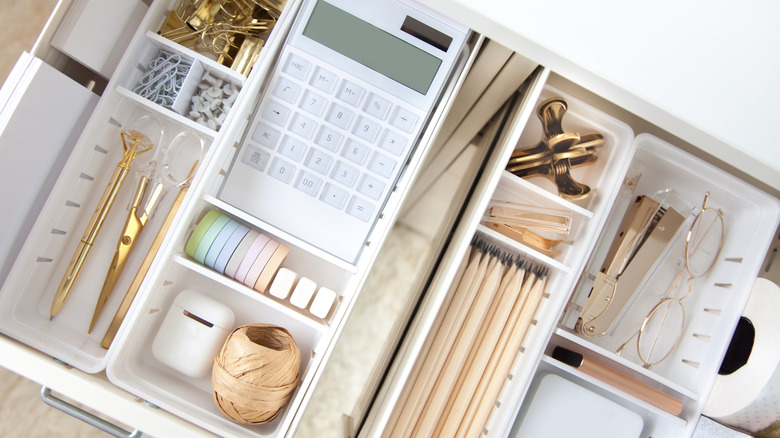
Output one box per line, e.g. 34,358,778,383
160,0,282,75
101,162,199,348
506,98,604,200
50,131,153,318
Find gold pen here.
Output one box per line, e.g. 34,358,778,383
50,130,153,318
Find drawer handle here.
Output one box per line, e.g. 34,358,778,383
40,387,143,438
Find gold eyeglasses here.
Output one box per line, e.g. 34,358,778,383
616,192,725,368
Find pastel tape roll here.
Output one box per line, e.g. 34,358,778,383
194,214,231,264
254,244,290,293
223,228,257,277
244,240,279,288
205,220,240,268
234,234,270,283
185,210,221,258
214,224,251,274
703,278,780,432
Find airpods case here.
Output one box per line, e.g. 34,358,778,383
152,289,235,378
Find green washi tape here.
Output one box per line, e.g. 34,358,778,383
194,214,231,264
185,210,222,258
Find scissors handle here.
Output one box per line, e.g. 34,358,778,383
89,176,163,333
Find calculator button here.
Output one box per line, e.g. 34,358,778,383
262,100,290,127
368,151,397,178
378,129,407,156
252,122,281,149
342,139,369,165
295,171,323,197
269,157,296,184
327,103,354,130
364,93,391,120
391,106,419,133
279,135,307,162
353,116,381,143
357,173,385,201
315,126,343,152
283,53,311,81
289,112,317,139
321,183,348,210
310,67,338,94
241,145,271,172
305,148,333,174
299,89,327,117
346,196,374,223
331,161,359,188
336,80,364,107
272,77,301,104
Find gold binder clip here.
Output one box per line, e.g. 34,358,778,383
506,98,604,200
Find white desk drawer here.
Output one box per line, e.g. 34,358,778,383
0,1,481,436
361,60,780,437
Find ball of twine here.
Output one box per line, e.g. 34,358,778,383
212,324,301,424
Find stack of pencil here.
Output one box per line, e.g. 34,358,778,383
388,237,549,437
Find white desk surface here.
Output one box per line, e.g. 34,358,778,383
419,0,780,192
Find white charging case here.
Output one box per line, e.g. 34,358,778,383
152,289,236,378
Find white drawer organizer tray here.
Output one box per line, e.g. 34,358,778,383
363,77,780,437
0,0,477,437
0,1,778,438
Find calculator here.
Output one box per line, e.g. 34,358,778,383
219,0,469,264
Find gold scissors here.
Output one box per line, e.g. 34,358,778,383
89,131,203,333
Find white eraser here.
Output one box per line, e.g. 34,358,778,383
309,287,337,319
269,268,296,299
290,277,317,308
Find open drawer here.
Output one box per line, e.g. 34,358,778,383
0,0,486,437
359,57,780,437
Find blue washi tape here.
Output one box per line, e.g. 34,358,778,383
213,224,250,274
194,214,231,264
204,220,240,268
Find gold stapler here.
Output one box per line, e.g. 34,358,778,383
577,195,685,337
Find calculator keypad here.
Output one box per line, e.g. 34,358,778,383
241,50,419,224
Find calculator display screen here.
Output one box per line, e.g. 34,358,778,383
302,0,444,95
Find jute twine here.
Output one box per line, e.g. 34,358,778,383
212,324,301,424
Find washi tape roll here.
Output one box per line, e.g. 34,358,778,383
186,209,290,296
205,220,240,268
185,210,222,258
254,244,290,293
225,230,260,279
244,240,279,288
234,234,271,284
214,224,251,274
194,214,231,263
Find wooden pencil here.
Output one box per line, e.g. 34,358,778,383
390,245,487,437
413,252,505,437
436,260,525,437
383,246,472,437
456,269,538,437
463,274,548,436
